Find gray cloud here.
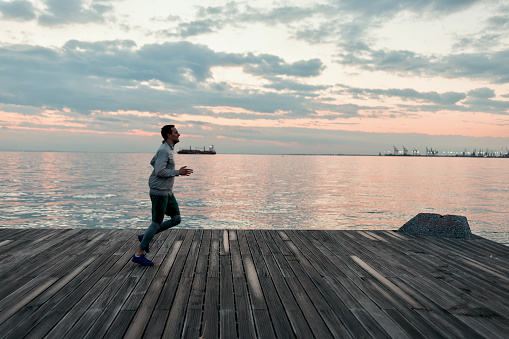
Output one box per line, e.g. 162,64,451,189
462,88,509,115
294,25,331,45
189,0,479,29
293,17,374,47
3,38,505,123
453,34,504,52
338,0,479,17
150,0,501,85
468,87,496,99
155,2,343,40
165,0,483,49
335,84,509,116
446,51,509,83
452,4,509,52
341,86,466,105
38,0,112,26
313,103,367,119
242,56,325,77
239,5,325,25
158,3,330,39
177,19,218,37
156,0,494,85
42,40,324,87
0,40,325,115
197,1,240,18
2,38,505,123
0,0,36,21
485,4,509,30
264,78,329,96
487,14,509,29
336,47,509,84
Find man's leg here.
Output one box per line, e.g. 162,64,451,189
159,215,181,231
138,222,160,254
159,194,181,232
136,194,167,256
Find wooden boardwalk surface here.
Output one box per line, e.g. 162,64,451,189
0,228,508,338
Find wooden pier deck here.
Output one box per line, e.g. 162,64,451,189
0,228,508,338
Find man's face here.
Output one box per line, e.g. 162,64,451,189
169,127,180,144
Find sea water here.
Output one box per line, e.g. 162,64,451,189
0,152,507,245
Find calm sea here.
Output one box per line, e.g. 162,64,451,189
0,152,507,245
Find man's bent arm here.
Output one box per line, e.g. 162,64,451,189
153,152,180,178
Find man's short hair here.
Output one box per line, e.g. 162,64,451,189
161,125,175,140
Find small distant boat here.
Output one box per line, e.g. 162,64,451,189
177,145,216,155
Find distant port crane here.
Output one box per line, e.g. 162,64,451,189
402,146,409,156
426,147,438,156
381,146,507,157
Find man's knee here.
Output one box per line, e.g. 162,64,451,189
150,221,162,232
172,215,181,226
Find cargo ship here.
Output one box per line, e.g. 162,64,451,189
177,145,216,154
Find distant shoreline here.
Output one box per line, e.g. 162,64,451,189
0,150,507,158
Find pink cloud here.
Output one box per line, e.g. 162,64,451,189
175,109,508,138
125,129,159,137
180,134,204,138
217,135,248,142
3,125,159,138
217,135,298,147
0,110,87,128
253,140,299,147
195,106,289,116
93,110,158,118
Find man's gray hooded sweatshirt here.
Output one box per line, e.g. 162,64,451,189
148,142,180,196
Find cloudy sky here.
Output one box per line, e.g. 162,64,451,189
0,0,508,154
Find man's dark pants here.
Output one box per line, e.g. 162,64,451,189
139,194,181,251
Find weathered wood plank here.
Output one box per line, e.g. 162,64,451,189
202,276,219,339
0,228,507,339
229,232,256,339
162,230,203,339
0,229,90,300
334,231,502,338
289,232,391,338
84,231,180,339
102,230,182,339
286,231,386,338
219,231,236,339
379,231,509,314
237,230,275,338
245,231,294,339
0,230,136,339
254,231,314,338
15,230,137,339
296,230,437,337
181,231,211,339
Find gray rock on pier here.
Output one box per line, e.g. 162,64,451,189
398,213,473,240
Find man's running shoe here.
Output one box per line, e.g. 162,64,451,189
131,253,154,266
138,234,149,253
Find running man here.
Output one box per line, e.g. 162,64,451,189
132,125,193,266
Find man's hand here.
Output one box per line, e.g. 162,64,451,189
179,166,193,176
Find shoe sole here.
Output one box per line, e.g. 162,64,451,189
132,258,154,266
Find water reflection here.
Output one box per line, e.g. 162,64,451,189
0,152,507,245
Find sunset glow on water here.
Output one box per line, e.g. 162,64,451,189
1,152,507,245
